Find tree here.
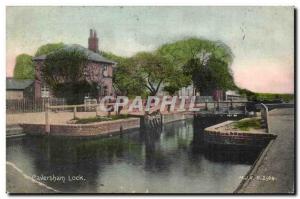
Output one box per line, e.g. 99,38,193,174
42,48,93,104
132,52,191,96
132,52,168,96
35,42,64,57
163,73,191,95
102,52,147,97
13,54,34,79
158,38,233,68
158,38,235,94
184,55,235,95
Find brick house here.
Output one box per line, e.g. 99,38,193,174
33,29,116,100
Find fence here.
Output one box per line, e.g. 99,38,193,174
6,98,65,114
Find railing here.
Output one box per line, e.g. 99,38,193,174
193,101,248,115
255,103,294,110
254,102,294,133
6,98,65,114
260,103,269,133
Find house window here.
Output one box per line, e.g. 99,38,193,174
41,84,50,98
102,64,109,77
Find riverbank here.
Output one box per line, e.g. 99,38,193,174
7,111,192,137
235,108,295,194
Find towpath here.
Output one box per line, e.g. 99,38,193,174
236,108,295,194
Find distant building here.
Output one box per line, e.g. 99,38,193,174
6,78,35,100
33,29,116,100
225,90,242,101
213,89,243,101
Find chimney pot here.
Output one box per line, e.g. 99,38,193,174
88,29,99,53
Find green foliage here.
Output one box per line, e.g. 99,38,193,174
238,88,294,102
184,55,235,95
42,48,92,104
158,38,234,94
105,37,234,96
13,43,64,80
132,52,172,96
103,52,147,97
157,38,233,68
254,93,294,102
163,73,191,95
233,118,262,131
13,54,34,79
54,81,99,104
35,42,64,56
130,51,190,96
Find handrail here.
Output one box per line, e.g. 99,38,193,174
260,103,269,133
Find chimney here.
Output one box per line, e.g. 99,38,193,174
88,29,99,53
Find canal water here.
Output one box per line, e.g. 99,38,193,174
7,118,262,193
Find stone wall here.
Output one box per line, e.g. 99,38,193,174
204,120,276,147
21,118,140,137
20,112,190,137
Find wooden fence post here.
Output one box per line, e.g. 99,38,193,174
45,102,50,134
95,104,99,116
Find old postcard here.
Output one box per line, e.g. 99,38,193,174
6,6,295,194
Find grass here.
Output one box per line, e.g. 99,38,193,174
74,114,130,124
255,93,294,102
238,89,294,102
233,118,262,131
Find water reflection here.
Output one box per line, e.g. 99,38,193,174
7,117,262,193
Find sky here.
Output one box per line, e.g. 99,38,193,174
6,6,294,93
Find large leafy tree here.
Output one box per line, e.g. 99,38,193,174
13,54,35,79
157,38,235,94
102,52,146,97
13,43,64,79
104,38,234,96
42,48,95,104
104,51,190,96
132,52,191,96
158,38,233,68
35,42,64,57
184,55,235,95
132,52,169,96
